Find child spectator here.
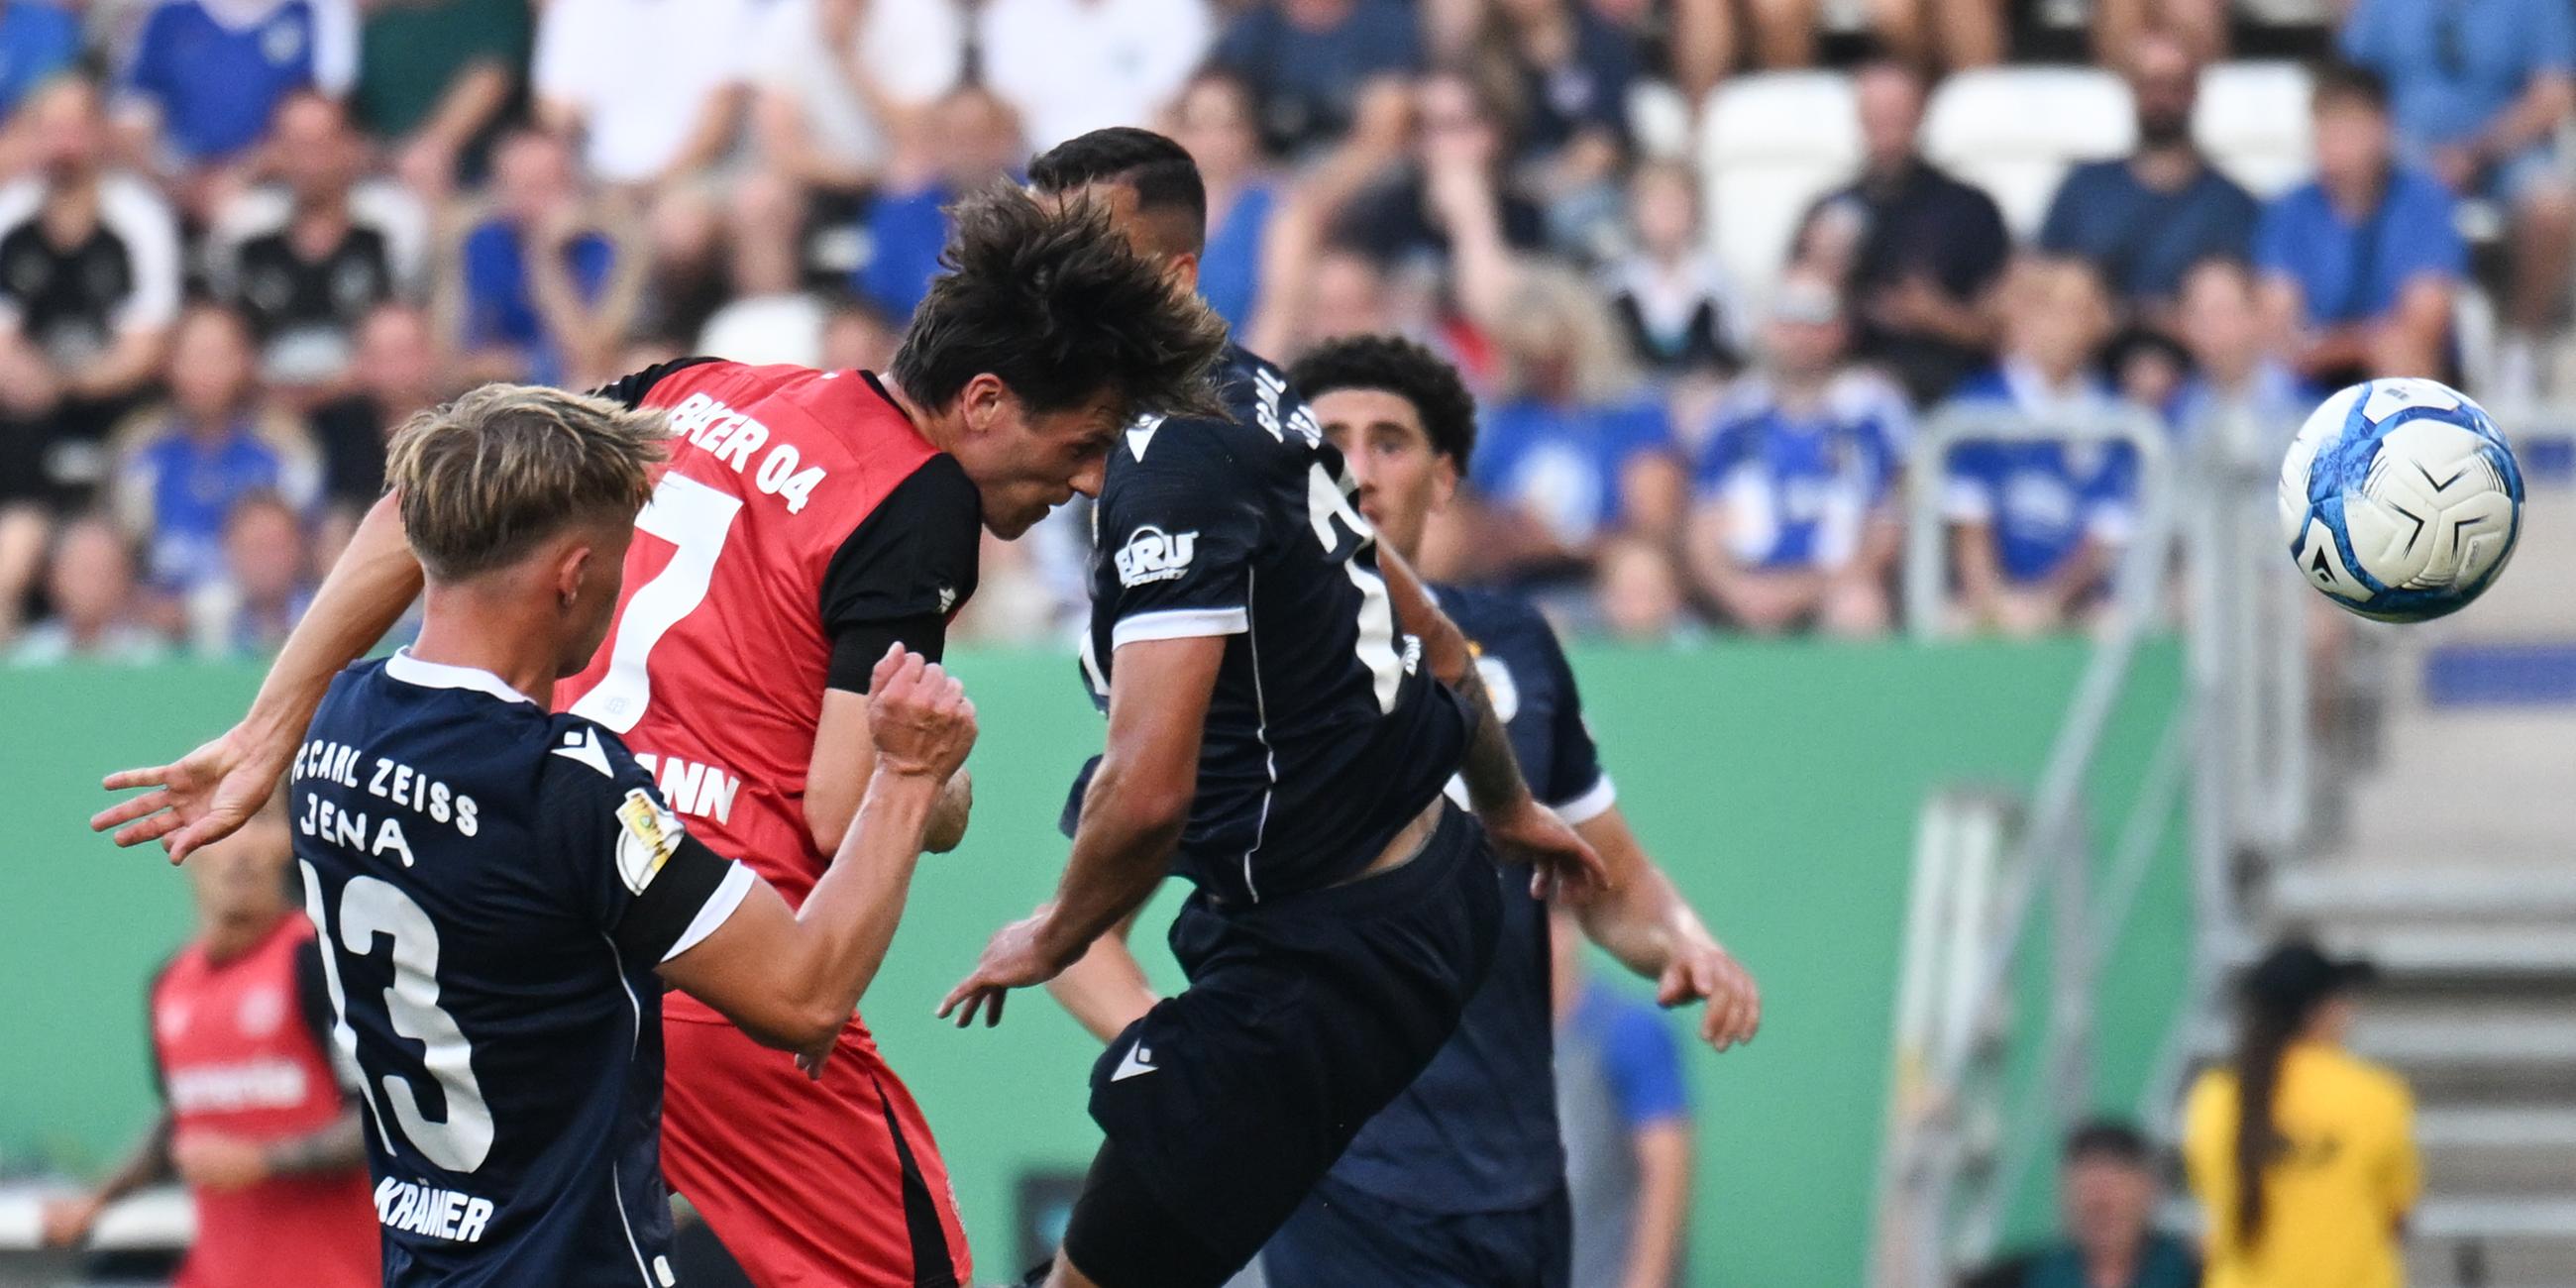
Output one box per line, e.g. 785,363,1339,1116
1941,257,2131,636
1684,269,1907,636
9,512,165,664
1471,265,1682,586
2255,62,2463,390
185,490,313,657
1605,160,1742,379
2173,257,2310,439
448,128,642,389
304,301,447,521
108,304,320,595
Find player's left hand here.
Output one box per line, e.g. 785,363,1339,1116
1659,941,1763,1053
937,909,1070,1028
172,1132,270,1191
1485,799,1612,902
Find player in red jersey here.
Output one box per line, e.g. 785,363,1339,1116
46,804,378,1288
91,186,1231,1287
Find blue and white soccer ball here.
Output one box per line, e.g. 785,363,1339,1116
2279,377,2524,623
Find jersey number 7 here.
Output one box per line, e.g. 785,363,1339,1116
572,473,746,734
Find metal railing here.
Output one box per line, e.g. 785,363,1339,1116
1874,402,2308,1284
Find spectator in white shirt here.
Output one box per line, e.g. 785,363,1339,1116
748,0,964,199
532,0,756,188
697,172,825,368
978,0,1212,151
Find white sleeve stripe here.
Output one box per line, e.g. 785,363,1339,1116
1112,606,1249,648
661,862,756,963
1552,774,1618,826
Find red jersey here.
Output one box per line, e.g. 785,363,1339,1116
558,359,980,906
150,917,377,1288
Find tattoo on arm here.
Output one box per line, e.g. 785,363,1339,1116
266,1111,367,1178
1450,658,1535,816
98,1116,174,1203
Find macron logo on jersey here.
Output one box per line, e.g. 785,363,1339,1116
1111,1040,1157,1082
1115,526,1197,588
553,728,612,777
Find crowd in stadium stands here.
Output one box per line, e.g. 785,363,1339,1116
0,0,2566,663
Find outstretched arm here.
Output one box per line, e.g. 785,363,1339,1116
1572,806,1761,1051
94,493,425,860
938,635,1221,1028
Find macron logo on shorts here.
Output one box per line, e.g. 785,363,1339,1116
1112,1040,1157,1082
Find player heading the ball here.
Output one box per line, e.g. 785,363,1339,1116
125,384,978,1287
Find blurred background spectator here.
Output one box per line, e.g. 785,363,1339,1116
184,489,312,658
0,0,2549,663
1964,1120,2201,1288
2339,0,2575,403
1941,257,2127,636
2256,62,2463,390
1797,58,2009,407
1683,268,1906,636
9,511,162,664
107,302,319,599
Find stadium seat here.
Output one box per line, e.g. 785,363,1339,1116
1920,67,2133,236
1697,71,1864,309
2195,61,2315,198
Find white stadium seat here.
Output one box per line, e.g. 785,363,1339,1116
2195,61,2316,199
1921,67,2134,236
1697,71,1863,311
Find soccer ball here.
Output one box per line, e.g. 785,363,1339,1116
2279,377,2523,623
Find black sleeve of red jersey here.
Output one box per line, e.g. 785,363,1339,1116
818,454,983,692
591,356,725,408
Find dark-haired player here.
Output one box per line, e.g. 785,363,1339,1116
1267,334,1760,1286
102,382,982,1285
96,185,1231,1287
938,129,1607,1288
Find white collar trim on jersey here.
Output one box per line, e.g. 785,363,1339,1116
384,649,538,706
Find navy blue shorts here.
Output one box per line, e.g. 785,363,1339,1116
1260,1175,1570,1288
1065,803,1504,1288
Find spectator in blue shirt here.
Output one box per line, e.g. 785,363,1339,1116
1942,257,2132,636
1170,68,1286,338
450,127,642,390
1554,907,1693,1288
2172,257,2311,445
2038,33,2258,335
855,82,1021,323
2255,62,2464,392
1470,265,1683,587
0,1,78,122
1684,268,1909,637
2341,0,2576,401
117,0,356,174
107,304,320,596
1211,0,1422,158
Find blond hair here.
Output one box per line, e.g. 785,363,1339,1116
385,383,666,580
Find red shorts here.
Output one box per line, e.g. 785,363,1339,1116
662,1011,972,1287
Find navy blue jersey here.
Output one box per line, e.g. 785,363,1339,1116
1078,343,1468,904
1321,584,1614,1214
292,651,752,1287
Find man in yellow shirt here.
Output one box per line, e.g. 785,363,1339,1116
2183,940,2420,1288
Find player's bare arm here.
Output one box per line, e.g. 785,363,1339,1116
1571,807,1763,1052
660,646,975,1068
939,634,1222,1029
1374,542,1608,898
39,1114,172,1246
93,492,423,861
1044,909,1157,1044
805,689,973,856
